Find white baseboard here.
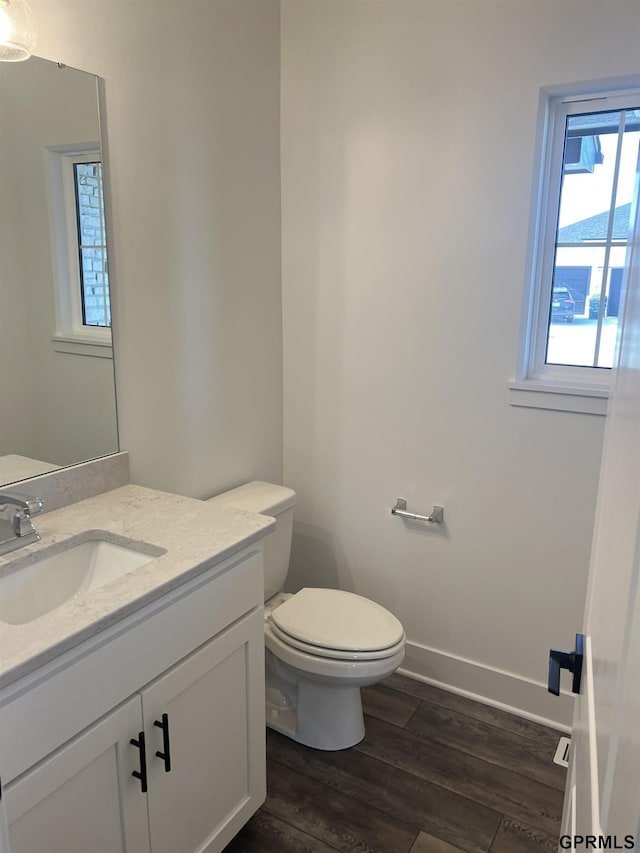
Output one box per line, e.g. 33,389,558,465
398,639,573,732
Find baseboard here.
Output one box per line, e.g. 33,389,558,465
398,639,573,732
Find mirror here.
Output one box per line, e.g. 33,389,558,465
0,57,118,488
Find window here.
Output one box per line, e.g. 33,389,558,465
74,159,110,328
47,146,112,352
513,86,640,413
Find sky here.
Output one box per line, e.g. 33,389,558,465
559,128,640,229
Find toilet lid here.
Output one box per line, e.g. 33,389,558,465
271,588,404,652
269,622,405,660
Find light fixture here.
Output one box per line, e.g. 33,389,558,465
0,0,36,62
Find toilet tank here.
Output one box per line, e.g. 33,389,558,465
207,481,296,601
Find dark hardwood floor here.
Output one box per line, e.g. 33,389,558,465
224,674,566,852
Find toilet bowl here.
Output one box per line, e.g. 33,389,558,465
264,588,405,749
207,482,406,750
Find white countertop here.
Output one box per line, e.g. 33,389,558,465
0,484,274,689
0,454,60,484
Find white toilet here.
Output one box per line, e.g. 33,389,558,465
208,481,405,750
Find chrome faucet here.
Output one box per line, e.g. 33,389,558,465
0,492,44,556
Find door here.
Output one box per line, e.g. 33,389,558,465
141,608,266,853
4,696,150,853
608,268,623,317
553,266,591,315
560,187,640,843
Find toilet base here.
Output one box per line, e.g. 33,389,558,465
264,623,405,751
266,678,366,750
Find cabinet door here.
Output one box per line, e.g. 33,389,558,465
142,608,266,853
4,696,150,853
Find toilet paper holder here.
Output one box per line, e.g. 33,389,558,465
391,498,444,525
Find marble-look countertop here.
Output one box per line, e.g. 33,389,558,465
0,484,274,689
0,454,60,484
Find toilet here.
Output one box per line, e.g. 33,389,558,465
208,481,405,750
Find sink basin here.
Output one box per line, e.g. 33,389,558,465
0,536,161,625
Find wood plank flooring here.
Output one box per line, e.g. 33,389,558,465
224,674,566,853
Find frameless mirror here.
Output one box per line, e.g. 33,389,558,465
0,56,118,488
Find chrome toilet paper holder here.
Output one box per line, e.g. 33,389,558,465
391,498,444,525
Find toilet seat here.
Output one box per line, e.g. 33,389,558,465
265,620,406,683
270,587,404,654
269,621,406,661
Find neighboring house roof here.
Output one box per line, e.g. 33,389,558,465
558,202,632,242
568,112,640,134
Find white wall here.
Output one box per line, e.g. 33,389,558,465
0,58,118,469
281,0,640,726
29,0,283,498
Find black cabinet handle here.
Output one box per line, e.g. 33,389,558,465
548,633,584,696
130,731,148,793
154,713,172,773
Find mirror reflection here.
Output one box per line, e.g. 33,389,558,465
0,57,118,488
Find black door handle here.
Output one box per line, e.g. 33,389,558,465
154,713,172,772
130,731,148,793
548,633,584,696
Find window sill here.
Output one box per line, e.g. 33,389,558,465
508,380,608,415
52,334,113,359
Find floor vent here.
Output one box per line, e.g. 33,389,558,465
553,736,571,767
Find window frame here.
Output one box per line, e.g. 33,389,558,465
46,144,112,353
511,79,640,415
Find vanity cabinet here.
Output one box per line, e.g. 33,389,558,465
1,547,266,853
6,697,150,853
143,610,264,853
